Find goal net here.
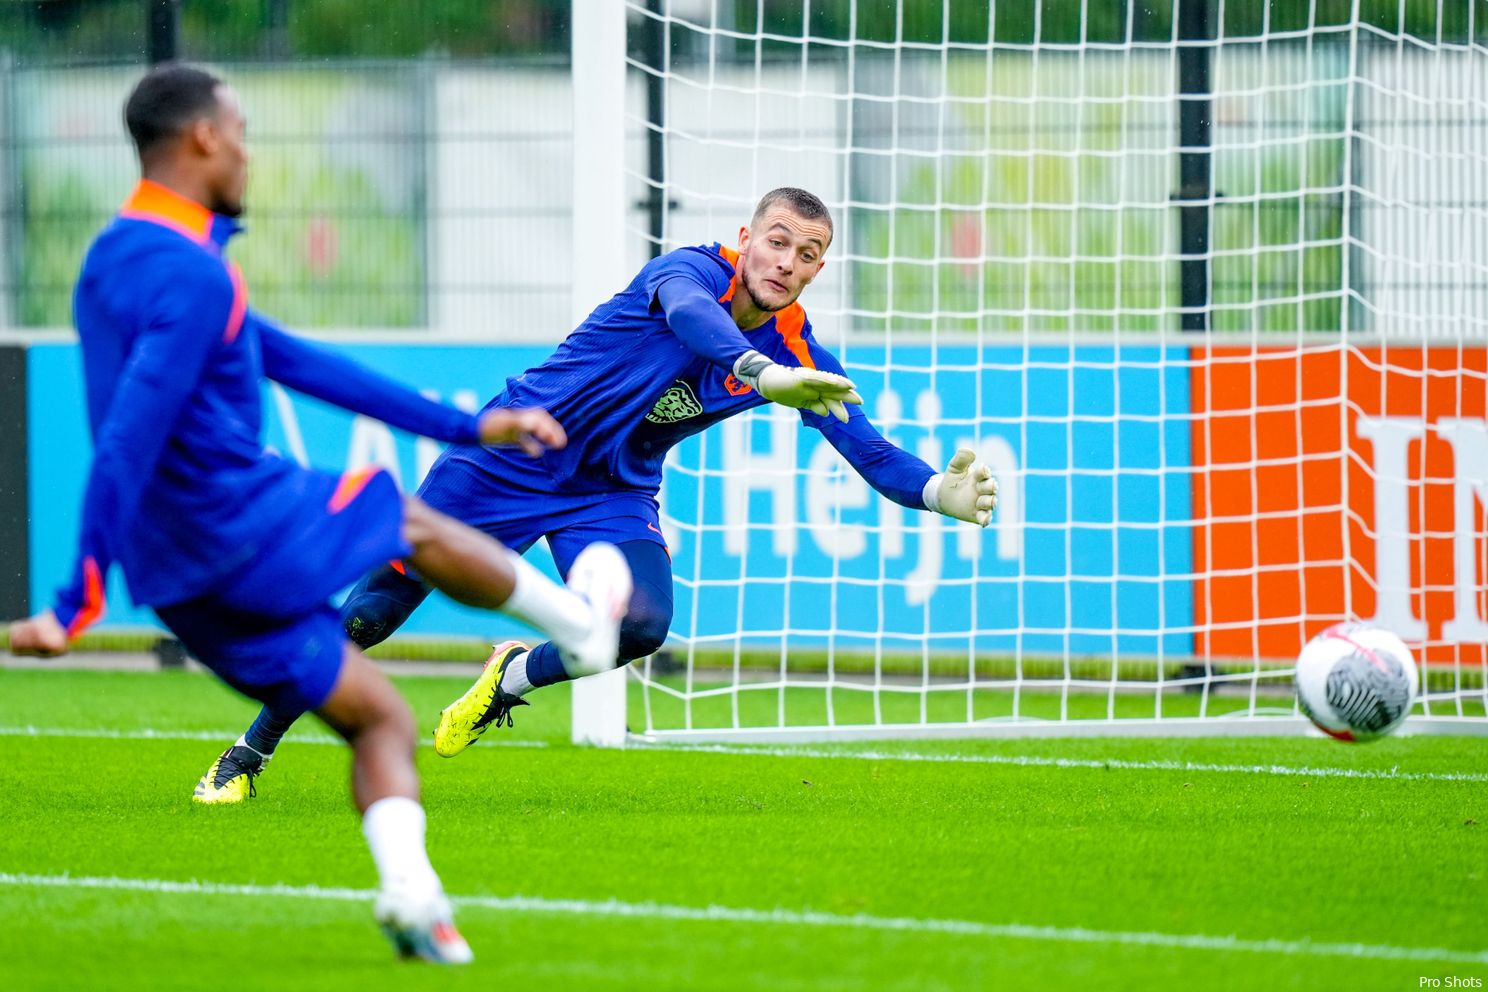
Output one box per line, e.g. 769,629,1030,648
571,0,1488,743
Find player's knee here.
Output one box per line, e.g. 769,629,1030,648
617,605,670,663
354,686,417,756
382,695,418,748
342,591,408,649
341,568,423,649
318,647,416,753
342,598,393,649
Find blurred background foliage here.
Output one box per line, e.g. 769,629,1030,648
1,0,1486,65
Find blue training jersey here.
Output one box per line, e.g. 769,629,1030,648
468,242,934,504
53,180,482,635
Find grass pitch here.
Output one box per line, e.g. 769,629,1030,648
1,666,1485,991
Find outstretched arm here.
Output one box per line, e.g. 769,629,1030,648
817,409,935,508
655,277,862,422
256,314,479,443
255,314,565,454
806,344,999,526
654,276,753,369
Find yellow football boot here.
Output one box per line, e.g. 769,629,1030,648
192,745,267,804
433,641,529,758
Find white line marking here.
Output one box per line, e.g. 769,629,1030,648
0,726,549,749
0,871,1482,965
648,743,1488,783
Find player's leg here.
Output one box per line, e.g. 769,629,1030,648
313,643,471,964
433,539,670,757
202,561,434,796
200,485,631,788
505,538,672,693
156,594,472,963
400,494,631,671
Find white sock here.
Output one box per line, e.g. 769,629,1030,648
499,651,535,697
501,552,592,650
362,796,442,898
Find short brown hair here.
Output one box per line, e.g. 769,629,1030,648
752,187,833,245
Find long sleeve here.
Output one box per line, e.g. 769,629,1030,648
654,276,755,371
801,341,935,510
255,313,480,444
53,260,235,635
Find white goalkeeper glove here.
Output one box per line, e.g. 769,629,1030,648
733,350,863,423
922,448,999,528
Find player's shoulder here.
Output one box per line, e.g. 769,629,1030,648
93,216,223,273
85,221,233,306
641,242,736,293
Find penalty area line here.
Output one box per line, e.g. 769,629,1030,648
0,871,1484,966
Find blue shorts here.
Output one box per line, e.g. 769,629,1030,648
154,466,409,713
416,447,668,566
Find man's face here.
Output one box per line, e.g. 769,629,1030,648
736,207,830,312
202,86,249,217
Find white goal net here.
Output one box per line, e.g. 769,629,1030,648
570,0,1488,743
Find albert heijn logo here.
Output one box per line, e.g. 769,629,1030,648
1193,345,1488,665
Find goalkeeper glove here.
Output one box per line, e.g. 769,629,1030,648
922,448,999,527
733,350,863,423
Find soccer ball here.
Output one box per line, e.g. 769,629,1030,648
1294,622,1419,742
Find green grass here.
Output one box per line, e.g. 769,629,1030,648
57,629,1488,696
1,667,1485,991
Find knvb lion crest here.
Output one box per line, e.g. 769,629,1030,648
645,380,704,424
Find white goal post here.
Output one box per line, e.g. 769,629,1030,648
571,0,1488,745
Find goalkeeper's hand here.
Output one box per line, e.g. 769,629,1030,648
733,350,863,423
923,448,999,528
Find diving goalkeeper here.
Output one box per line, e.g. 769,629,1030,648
213,186,998,769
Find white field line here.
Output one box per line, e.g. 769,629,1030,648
2,725,1483,782
0,726,549,749
0,871,1483,966
649,743,1488,784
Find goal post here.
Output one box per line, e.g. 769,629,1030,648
570,0,1488,745
569,0,630,747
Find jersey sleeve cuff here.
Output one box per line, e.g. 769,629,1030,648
54,556,106,640
921,474,945,514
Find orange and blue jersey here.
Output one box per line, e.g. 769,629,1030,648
51,181,482,637
438,242,935,506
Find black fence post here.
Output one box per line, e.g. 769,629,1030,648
264,0,291,60
642,0,668,258
1176,0,1214,332
146,0,181,664
146,0,179,64
0,345,27,620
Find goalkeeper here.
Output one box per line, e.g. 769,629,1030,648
218,186,998,764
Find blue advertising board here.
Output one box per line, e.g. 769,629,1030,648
27,341,1194,656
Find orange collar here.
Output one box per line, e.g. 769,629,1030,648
119,179,214,244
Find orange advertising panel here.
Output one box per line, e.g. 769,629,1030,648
1192,345,1488,665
